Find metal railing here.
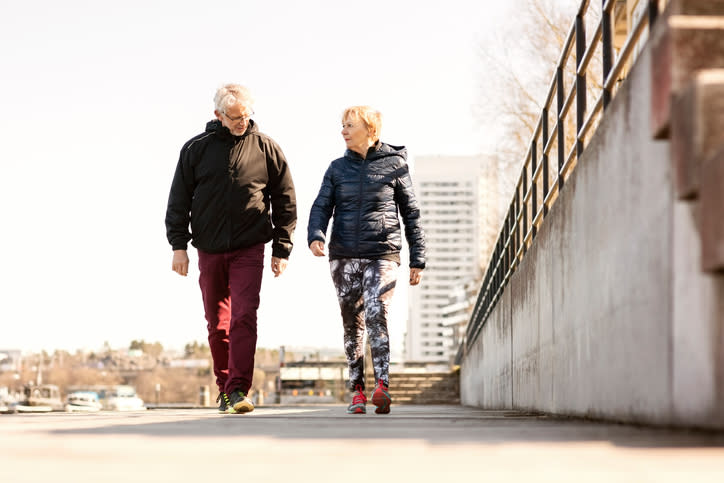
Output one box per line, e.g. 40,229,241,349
462,0,665,355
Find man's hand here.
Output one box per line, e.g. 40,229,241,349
410,268,423,286
271,256,288,277
309,240,326,257
172,250,189,276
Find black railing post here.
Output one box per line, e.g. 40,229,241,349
499,233,503,288
602,0,613,109
508,201,514,270
506,206,512,278
498,234,503,288
495,240,501,295
501,210,510,280
530,144,538,239
515,186,520,260
649,0,659,25
556,67,565,191
575,14,587,157
522,158,528,250
507,209,511,277
542,109,549,215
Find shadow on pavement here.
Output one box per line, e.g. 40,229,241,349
42,405,724,448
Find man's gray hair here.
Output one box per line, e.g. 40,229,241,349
214,84,254,113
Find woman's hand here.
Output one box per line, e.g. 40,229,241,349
309,240,326,257
410,268,423,286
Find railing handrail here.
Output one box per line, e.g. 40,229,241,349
462,0,663,356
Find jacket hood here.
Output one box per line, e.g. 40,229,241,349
205,119,259,139
345,142,407,161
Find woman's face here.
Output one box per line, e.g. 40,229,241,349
341,115,372,154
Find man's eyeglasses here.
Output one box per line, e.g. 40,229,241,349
224,111,253,123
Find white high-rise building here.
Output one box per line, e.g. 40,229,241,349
405,155,498,363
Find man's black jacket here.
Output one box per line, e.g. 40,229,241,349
307,142,425,268
166,120,297,258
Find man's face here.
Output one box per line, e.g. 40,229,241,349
215,102,252,136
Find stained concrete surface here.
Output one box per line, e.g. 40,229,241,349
2,405,724,482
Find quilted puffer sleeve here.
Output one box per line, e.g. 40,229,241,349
307,163,336,246
394,161,426,268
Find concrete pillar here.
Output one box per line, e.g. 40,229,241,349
701,145,724,271
199,385,210,407
670,70,724,198
650,0,724,139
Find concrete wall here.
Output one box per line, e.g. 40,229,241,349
460,288,513,408
461,42,724,428
672,201,724,426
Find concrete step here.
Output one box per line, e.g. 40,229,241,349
383,370,460,405
649,0,724,275
650,0,724,139
701,142,724,271
671,70,724,199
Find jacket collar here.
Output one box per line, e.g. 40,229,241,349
345,141,407,161
345,141,382,161
206,119,258,140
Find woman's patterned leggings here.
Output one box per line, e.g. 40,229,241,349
330,258,398,391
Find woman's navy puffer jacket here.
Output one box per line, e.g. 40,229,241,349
307,142,425,268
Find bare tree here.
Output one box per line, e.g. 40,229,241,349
474,0,589,207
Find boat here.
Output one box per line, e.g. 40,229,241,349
0,387,17,414
15,384,65,413
65,391,102,412
100,385,146,411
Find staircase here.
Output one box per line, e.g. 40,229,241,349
651,0,724,272
386,370,460,405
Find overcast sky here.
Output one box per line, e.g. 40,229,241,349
0,0,519,356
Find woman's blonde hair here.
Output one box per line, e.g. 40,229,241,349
342,106,382,142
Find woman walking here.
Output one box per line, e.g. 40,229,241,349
308,106,425,414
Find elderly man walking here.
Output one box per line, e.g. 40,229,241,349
165,84,297,414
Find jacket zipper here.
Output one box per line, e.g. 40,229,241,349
356,158,367,258
226,138,239,251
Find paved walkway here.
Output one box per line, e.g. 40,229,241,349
2,405,724,482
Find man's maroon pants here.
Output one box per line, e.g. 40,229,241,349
197,243,264,395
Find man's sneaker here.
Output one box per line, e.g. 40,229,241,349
347,384,367,414
228,388,254,414
372,379,391,414
216,392,233,414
